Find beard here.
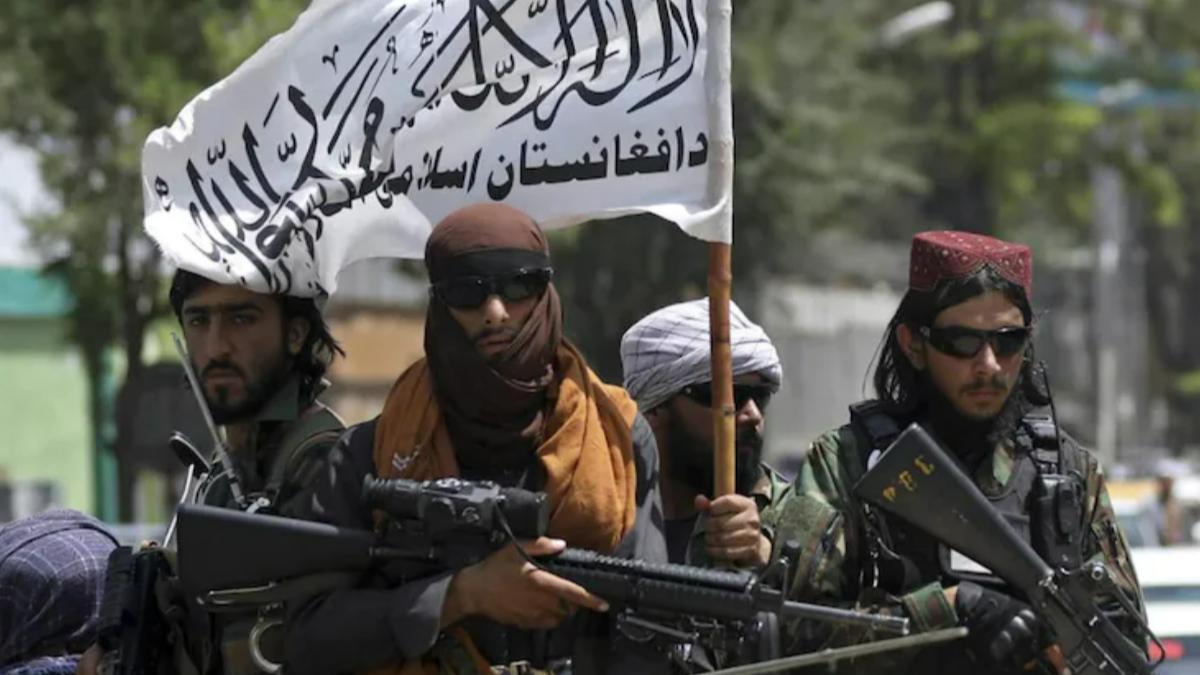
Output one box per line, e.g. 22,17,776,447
917,369,1029,469
199,351,293,425
665,412,764,497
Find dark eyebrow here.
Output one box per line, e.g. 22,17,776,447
218,303,265,314
183,302,265,316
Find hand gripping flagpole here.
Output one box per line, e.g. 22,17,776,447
707,0,736,497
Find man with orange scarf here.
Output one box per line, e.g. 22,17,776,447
283,204,669,675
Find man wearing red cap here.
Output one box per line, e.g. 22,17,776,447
772,231,1146,673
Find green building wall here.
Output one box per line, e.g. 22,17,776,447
0,316,93,512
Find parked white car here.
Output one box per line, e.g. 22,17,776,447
1131,546,1200,673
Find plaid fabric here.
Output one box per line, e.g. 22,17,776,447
620,297,782,411
0,656,80,675
0,510,118,670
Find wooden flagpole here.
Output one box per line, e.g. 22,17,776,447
709,244,735,496
708,0,735,497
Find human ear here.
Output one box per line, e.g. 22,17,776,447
286,317,310,356
897,323,926,370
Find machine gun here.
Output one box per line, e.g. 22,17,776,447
853,424,1159,675
176,477,909,671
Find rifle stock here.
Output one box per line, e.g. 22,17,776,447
176,504,378,594
853,424,1154,675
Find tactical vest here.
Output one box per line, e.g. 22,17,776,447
184,402,346,675
196,403,345,517
846,400,1086,597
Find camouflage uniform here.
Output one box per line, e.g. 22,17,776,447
766,414,1145,674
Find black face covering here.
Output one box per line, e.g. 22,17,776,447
423,204,563,477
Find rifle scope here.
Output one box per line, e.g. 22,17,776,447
363,476,549,539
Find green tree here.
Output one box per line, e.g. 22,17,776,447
557,0,926,379
0,0,306,518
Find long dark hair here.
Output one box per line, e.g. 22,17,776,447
168,269,344,399
872,265,1047,419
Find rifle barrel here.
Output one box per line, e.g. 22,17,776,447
780,600,909,635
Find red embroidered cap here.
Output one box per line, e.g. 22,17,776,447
909,231,1032,296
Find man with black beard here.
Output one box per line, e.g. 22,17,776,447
77,270,348,675
170,268,346,516
621,298,789,568
774,232,1145,674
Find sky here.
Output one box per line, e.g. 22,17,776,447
0,135,49,267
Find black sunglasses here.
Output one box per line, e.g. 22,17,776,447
432,267,552,309
919,325,1030,359
680,381,773,411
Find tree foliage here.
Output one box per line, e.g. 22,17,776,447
0,0,307,516
6,0,1200,471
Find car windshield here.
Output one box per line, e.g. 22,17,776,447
1143,585,1200,604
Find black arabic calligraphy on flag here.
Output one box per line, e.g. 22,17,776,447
142,0,729,297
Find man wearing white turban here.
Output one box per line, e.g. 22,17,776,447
621,298,791,568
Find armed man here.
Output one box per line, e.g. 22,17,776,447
283,204,668,674
168,267,346,515
620,297,790,568
79,268,347,675
775,231,1146,673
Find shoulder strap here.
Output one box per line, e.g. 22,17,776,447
1020,412,1081,475
848,400,903,468
265,403,346,495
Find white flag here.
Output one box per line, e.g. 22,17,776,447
143,0,731,297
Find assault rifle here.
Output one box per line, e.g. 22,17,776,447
853,424,1158,675
175,477,909,671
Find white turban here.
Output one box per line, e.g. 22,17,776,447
620,298,782,412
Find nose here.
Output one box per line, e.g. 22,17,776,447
736,397,764,430
480,294,510,325
972,342,1003,376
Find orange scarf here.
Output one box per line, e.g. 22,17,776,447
368,342,638,674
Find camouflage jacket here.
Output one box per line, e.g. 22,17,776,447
766,419,1145,674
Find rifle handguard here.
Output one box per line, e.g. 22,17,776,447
540,548,908,635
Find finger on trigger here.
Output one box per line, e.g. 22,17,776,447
535,570,609,612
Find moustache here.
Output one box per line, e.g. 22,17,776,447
202,361,245,379
961,374,1010,395
735,427,763,452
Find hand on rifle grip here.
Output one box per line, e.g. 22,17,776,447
443,537,609,631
